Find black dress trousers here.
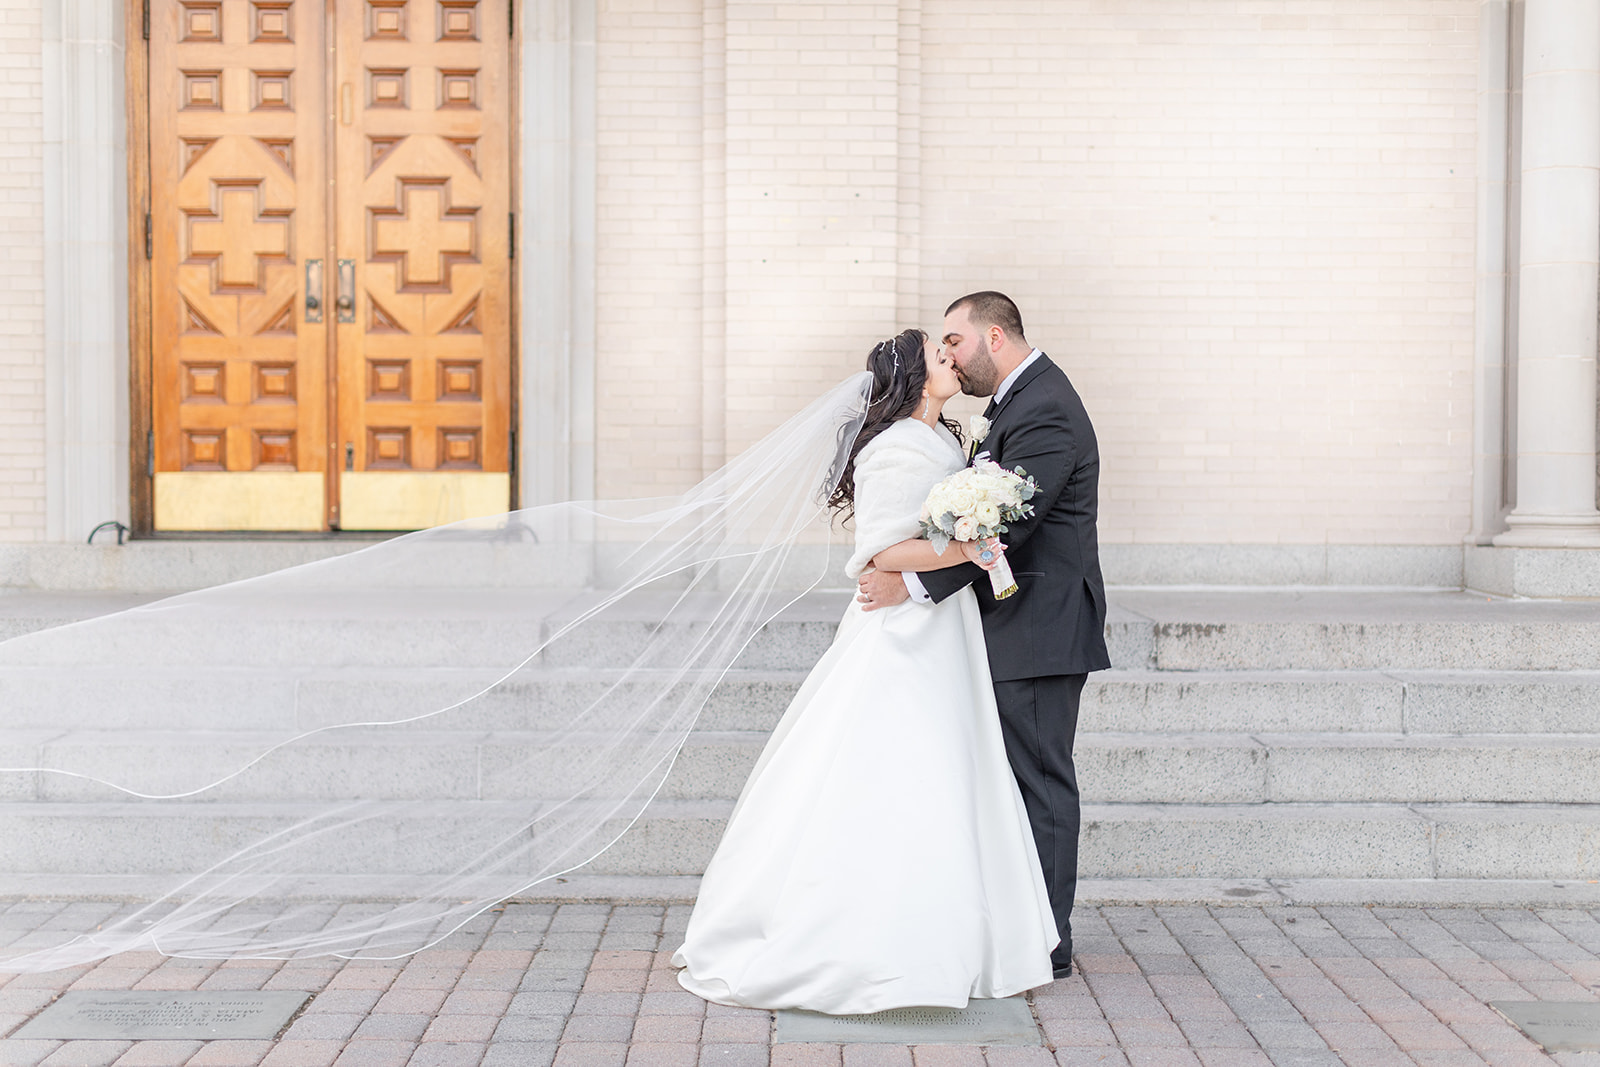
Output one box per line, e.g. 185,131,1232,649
991,672,1088,964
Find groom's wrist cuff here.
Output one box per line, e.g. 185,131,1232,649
902,571,932,604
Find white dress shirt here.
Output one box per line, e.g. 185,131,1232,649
901,349,1044,603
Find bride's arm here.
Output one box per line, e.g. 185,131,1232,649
872,536,1001,573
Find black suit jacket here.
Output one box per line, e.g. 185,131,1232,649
918,354,1112,681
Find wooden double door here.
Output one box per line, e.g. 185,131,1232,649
147,0,513,531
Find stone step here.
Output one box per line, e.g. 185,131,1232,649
6,729,1596,806
6,663,1598,737
0,799,540,877
0,592,161,642
1078,732,1600,804
0,729,764,804
1085,668,1600,734
5,589,1596,893
1110,589,1600,670
0,540,386,594
7,590,1600,672
3,798,1592,881
0,666,803,732
586,799,1600,881
0,590,846,671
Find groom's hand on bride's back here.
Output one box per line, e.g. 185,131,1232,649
856,569,910,611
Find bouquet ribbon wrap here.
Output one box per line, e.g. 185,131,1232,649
985,551,1019,600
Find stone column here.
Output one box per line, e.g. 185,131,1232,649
520,0,597,508
1471,0,1515,543
1496,0,1600,547
42,0,130,541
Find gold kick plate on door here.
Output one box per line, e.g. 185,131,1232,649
339,473,512,531
155,473,327,531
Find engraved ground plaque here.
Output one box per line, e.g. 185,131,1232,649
1491,1002,1600,1052
775,998,1041,1045
14,991,311,1041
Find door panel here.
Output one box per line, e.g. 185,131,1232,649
332,0,512,530
146,0,513,532
150,0,330,530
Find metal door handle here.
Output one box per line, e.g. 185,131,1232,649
336,259,355,322
305,259,323,322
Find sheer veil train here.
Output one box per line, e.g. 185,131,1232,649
0,374,873,972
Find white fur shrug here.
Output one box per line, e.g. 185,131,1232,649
844,417,965,580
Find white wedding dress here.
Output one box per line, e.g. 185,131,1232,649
672,416,1058,1014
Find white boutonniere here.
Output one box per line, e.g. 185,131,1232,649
967,415,990,461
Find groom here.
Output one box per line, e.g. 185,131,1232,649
856,291,1111,980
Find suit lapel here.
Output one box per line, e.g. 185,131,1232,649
982,354,1054,465
989,353,1052,422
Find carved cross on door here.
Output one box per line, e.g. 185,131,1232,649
369,178,478,292
187,182,292,293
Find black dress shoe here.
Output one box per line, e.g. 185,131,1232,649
1050,948,1073,979
1052,963,1072,980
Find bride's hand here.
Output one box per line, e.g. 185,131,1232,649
960,537,1004,571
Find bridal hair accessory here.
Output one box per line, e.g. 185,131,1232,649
917,458,1040,600
0,374,876,972
865,337,902,406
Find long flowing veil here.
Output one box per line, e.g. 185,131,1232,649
0,373,874,972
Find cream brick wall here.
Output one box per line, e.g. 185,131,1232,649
596,0,910,498
595,0,710,497
595,0,1480,545
718,1,903,458
916,0,1478,546
0,0,44,541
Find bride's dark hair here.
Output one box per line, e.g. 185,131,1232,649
828,328,965,522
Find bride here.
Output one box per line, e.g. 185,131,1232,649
672,329,1059,1014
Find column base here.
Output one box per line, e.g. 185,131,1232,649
1492,513,1600,549
1466,544,1600,597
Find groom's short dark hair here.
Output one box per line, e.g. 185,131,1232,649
946,291,1026,343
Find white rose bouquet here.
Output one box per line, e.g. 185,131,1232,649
918,459,1040,600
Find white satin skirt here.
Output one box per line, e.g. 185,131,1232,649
672,586,1058,1014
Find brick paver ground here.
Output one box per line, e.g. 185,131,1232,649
2,901,1598,1067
